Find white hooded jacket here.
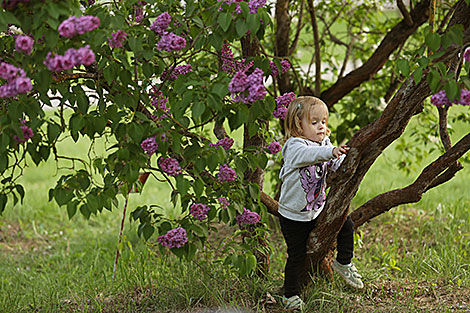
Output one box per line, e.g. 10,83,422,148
278,136,344,222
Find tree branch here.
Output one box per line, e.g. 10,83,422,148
319,0,431,107
306,0,321,96
350,132,470,228
288,0,304,56
397,0,413,26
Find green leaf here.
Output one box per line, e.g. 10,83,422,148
413,67,423,85
235,19,249,37
142,224,154,240
54,188,74,206
193,178,204,197
0,133,9,153
425,32,441,52
192,101,206,121
176,176,191,196
218,12,232,32
247,13,261,36
245,253,257,274
426,70,441,93
0,194,7,215
142,62,154,78
448,24,463,46
128,37,143,52
47,123,61,143
396,59,410,77
67,201,78,219
444,80,459,102
211,83,228,99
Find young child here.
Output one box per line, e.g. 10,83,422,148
278,96,363,310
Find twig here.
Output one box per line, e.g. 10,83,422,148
306,0,321,96
288,0,305,56
112,191,130,280
397,0,413,26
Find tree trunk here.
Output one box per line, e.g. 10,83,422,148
303,1,470,279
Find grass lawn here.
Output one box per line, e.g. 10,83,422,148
1,105,470,312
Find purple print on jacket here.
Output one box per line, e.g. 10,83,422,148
299,163,326,212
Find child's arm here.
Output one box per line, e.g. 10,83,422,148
284,138,335,168
329,145,349,171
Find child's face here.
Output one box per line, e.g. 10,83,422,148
300,107,327,142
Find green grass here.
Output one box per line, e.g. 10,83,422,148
1,108,470,312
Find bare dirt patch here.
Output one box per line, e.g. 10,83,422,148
0,222,47,255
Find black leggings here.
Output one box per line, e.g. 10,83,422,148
279,215,354,297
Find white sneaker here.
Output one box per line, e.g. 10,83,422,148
332,259,364,289
282,295,304,310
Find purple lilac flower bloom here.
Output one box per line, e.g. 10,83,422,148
150,12,171,35
44,46,95,72
58,17,77,38
14,77,32,94
228,71,249,94
190,203,210,221
15,35,34,55
218,164,237,183
267,141,281,154
14,125,34,143
273,106,287,119
158,227,188,248
248,84,267,103
236,208,260,225
157,32,186,52
276,92,296,107
76,16,100,35
210,137,234,150
141,136,158,156
108,30,127,49
0,62,31,98
430,90,452,108
77,45,96,66
248,0,266,13
218,197,230,209
464,48,470,63
161,64,192,80
221,43,235,73
161,133,168,141
456,89,470,106
159,157,182,176
58,16,100,38
281,60,291,73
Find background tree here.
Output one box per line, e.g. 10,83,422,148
0,0,469,282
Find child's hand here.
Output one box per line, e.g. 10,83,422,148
332,145,349,158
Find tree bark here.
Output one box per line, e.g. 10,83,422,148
275,0,293,94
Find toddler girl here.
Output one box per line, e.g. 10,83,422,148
278,96,363,310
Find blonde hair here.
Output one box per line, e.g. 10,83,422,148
284,96,330,141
